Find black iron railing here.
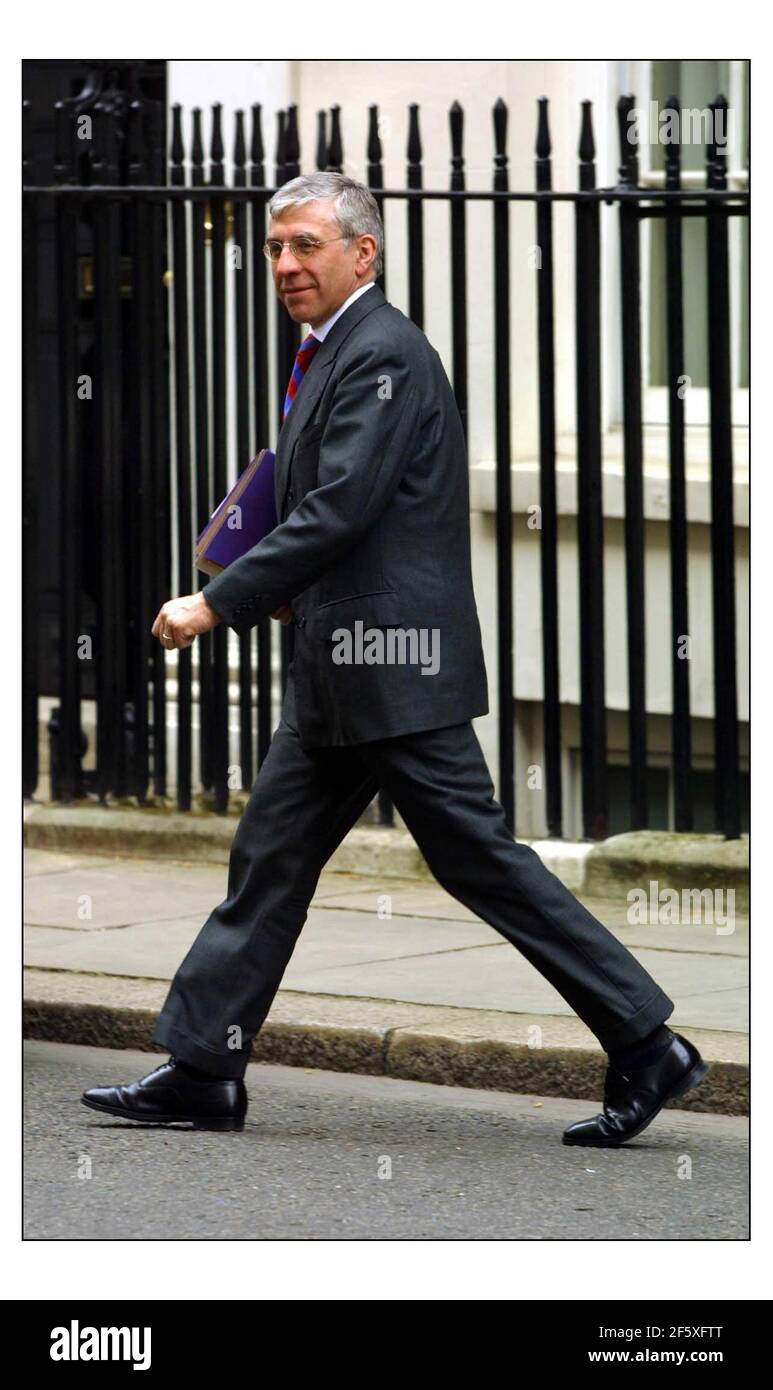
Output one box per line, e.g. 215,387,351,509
22,90,749,837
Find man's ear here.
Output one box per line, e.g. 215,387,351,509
357,234,377,271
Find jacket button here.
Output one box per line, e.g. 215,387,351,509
297,615,306,628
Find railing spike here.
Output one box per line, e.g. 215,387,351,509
191,108,204,170
275,108,287,179
285,103,300,175
210,102,224,166
367,104,382,165
250,104,264,167
171,103,185,172
233,109,246,172
492,97,508,180
316,110,327,170
407,103,422,165
578,99,595,163
536,96,551,161
616,93,638,187
327,105,343,171
449,101,464,169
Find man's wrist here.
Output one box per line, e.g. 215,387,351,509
201,592,223,624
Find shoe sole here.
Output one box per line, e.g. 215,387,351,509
562,1056,711,1148
80,1096,245,1132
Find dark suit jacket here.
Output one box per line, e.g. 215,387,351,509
202,282,489,747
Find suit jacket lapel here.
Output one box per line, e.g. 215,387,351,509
273,283,387,519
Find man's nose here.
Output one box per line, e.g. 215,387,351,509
276,244,303,274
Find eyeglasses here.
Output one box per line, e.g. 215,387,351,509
262,235,346,262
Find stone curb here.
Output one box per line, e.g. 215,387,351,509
24,805,748,901
23,970,749,1117
23,804,433,880
586,831,749,913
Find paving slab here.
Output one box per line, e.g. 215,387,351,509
282,940,748,1032
23,909,495,980
23,857,225,930
23,850,118,877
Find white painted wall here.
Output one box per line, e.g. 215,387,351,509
169,62,295,180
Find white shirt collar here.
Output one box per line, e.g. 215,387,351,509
308,281,376,343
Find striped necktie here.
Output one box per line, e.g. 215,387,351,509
283,334,321,420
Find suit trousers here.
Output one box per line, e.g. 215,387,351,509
151,699,674,1079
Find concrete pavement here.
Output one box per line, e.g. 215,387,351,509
23,847,748,1113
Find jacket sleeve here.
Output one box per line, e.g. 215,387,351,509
202,337,420,633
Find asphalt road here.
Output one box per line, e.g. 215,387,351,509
24,1041,748,1240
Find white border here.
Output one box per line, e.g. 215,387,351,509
7,16,762,1305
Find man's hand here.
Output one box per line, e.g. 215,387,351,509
151,593,221,650
271,604,294,625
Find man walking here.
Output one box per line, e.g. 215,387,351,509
82,173,707,1146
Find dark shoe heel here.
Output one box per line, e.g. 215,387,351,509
192,1115,245,1132
671,1058,710,1101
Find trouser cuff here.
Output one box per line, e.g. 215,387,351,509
597,990,675,1053
151,1014,251,1080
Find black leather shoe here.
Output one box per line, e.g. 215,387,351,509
562,1032,709,1148
80,1057,247,1132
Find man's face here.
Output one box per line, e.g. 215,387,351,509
268,199,377,329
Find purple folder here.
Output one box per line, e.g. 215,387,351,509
194,448,277,577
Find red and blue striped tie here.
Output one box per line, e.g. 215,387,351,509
283,334,321,420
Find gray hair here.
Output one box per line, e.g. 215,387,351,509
268,172,384,277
